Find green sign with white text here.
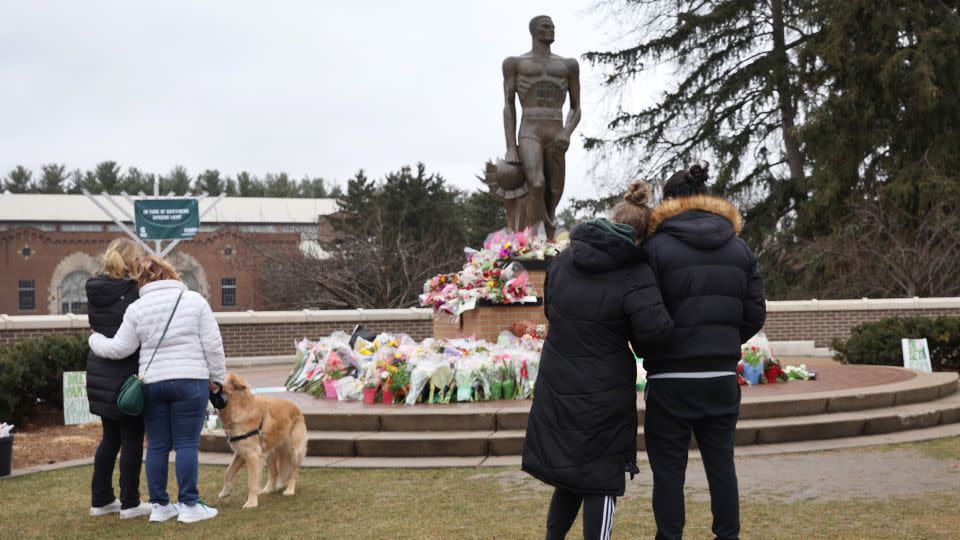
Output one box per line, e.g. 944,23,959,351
63,371,99,425
135,199,200,240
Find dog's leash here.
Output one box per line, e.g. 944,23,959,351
227,416,264,444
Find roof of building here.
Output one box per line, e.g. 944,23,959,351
0,192,339,224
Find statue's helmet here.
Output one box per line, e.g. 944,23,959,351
480,159,528,200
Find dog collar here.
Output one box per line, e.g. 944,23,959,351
227,417,264,443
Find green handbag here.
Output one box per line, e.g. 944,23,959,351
116,291,184,416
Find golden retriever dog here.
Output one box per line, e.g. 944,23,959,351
217,373,307,509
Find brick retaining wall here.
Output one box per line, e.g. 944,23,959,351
0,310,433,356
764,303,960,347
3,299,959,356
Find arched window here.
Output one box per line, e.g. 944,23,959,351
180,271,201,293
59,271,91,314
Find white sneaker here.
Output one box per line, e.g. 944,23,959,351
149,503,180,522
90,498,121,516
120,502,153,520
177,501,218,523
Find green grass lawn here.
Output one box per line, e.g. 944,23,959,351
3,439,960,539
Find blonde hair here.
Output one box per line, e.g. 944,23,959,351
611,180,653,240
102,238,144,279
135,255,181,288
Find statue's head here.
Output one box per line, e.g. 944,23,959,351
529,15,555,45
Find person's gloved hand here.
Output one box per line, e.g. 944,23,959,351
209,381,229,410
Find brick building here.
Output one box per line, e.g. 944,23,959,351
0,193,336,315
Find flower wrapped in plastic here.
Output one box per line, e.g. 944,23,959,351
517,351,540,399
475,353,495,400
324,352,347,382
454,357,482,402
285,339,315,390
405,355,445,406
429,363,455,404
333,376,363,402
784,364,811,381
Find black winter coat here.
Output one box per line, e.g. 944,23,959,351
522,220,674,496
85,275,140,419
643,194,766,376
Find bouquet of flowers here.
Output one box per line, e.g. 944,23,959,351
324,354,346,382
419,227,565,316
763,357,789,383
739,345,766,385
739,331,791,385
784,364,811,381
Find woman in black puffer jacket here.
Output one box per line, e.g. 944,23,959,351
522,181,674,540
85,238,151,519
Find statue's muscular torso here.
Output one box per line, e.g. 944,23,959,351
508,54,575,118
506,54,577,142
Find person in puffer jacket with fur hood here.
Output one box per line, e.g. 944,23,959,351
89,255,226,525
642,163,765,540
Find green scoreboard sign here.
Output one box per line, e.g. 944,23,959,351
135,199,200,240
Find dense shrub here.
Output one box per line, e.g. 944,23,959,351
0,333,88,424
832,317,960,371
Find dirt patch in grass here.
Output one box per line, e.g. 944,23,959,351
7,403,108,469
11,423,101,469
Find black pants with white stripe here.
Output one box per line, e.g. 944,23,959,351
545,487,616,540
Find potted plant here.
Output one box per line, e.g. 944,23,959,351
387,365,410,404
362,382,378,405
0,422,13,477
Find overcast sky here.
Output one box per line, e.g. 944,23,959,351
1,1,666,204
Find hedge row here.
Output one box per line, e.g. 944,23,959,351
0,333,88,424
832,316,960,371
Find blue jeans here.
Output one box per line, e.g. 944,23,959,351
143,379,208,505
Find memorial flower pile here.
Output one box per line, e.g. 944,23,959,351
285,331,544,404
419,227,568,316
738,332,806,385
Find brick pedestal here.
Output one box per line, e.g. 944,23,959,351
433,302,548,342
432,263,551,342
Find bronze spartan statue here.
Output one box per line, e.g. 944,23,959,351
483,15,581,240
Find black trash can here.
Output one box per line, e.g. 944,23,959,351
0,435,12,477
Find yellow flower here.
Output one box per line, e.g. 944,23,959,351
486,280,496,288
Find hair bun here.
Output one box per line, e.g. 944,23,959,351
688,161,710,186
623,180,651,206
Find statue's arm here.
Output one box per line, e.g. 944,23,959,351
562,58,581,139
502,57,519,161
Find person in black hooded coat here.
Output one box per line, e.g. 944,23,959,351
85,238,151,519
641,164,765,540
522,181,674,540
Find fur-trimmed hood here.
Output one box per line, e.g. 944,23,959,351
647,194,743,249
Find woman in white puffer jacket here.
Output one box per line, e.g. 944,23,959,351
89,255,226,524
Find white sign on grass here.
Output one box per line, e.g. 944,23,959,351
63,371,100,425
901,338,933,373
